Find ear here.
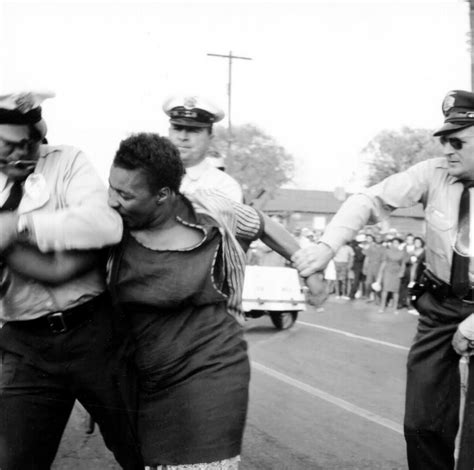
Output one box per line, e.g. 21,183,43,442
155,187,172,205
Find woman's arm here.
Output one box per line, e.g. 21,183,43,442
258,214,328,304
4,243,100,284
259,213,301,260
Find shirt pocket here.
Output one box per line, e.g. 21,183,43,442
425,204,455,232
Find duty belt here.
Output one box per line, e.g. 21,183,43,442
8,292,107,334
422,270,474,303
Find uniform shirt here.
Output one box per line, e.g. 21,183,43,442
181,159,243,202
0,144,123,322
319,157,464,286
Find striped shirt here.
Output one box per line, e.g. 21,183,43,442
183,189,264,318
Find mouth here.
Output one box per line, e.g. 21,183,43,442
0,158,37,171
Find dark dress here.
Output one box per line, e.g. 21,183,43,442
381,246,406,293
109,204,250,466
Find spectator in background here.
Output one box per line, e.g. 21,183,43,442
362,234,384,304
349,236,366,300
398,233,415,309
298,227,314,248
333,242,354,298
407,236,426,314
377,236,408,314
410,236,426,283
324,258,337,295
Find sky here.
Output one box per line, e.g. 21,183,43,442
0,0,472,191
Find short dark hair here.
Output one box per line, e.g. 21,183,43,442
414,236,425,247
113,132,185,193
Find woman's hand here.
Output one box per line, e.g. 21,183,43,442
304,272,328,308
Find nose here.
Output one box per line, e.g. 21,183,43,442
442,143,455,156
107,188,120,209
176,129,189,141
10,143,30,160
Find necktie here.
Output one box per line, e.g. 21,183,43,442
451,181,474,298
0,180,23,296
0,180,23,212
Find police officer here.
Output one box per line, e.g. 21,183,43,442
0,91,142,469
292,90,474,469
163,94,243,202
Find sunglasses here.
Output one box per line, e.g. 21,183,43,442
0,136,38,155
439,135,474,150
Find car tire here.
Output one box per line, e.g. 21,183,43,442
270,311,298,330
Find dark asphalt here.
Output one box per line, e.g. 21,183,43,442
53,297,417,469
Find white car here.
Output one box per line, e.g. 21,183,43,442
242,265,307,329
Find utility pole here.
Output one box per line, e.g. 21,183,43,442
207,51,252,157
468,0,474,91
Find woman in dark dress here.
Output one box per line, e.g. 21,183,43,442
106,132,316,469
377,237,407,314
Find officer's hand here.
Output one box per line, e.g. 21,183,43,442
292,242,333,278
0,212,19,253
304,272,328,308
452,329,474,356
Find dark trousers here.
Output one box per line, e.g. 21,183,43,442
398,274,411,308
0,294,143,470
349,268,365,299
404,291,474,470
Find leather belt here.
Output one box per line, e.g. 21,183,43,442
422,271,474,303
9,293,107,334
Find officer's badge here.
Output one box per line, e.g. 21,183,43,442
18,173,50,214
442,92,456,116
184,96,197,109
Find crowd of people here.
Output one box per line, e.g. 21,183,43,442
323,232,426,314
249,225,426,316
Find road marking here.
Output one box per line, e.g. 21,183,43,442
251,361,404,436
297,321,410,351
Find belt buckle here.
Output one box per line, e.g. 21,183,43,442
47,312,68,334
462,290,474,304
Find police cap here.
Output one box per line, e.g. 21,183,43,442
434,90,474,136
162,94,225,128
0,90,55,138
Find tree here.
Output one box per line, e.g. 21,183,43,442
210,124,294,204
363,126,444,186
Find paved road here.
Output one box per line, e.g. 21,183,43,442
53,297,417,469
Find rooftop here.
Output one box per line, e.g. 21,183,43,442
261,188,424,219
